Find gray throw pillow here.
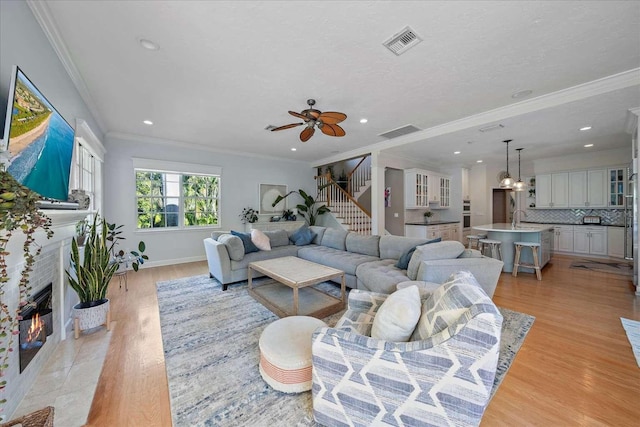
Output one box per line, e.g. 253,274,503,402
406,241,465,280
217,234,244,261
321,228,348,250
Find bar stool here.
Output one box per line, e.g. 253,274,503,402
512,242,542,280
466,234,487,251
479,239,502,260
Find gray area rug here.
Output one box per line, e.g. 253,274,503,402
157,275,535,426
570,259,633,276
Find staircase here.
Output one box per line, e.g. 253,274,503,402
317,156,372,234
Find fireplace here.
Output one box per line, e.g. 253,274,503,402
18,283,53,373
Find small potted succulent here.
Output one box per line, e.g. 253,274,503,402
423,211,433,223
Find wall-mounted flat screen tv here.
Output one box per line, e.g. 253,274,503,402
2,66,75,201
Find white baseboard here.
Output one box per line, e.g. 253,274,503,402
138,255,207,269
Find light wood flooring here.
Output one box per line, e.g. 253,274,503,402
85,255,640,426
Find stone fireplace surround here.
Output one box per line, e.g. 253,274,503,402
1,210,90,420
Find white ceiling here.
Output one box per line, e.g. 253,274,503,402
32,1,640,169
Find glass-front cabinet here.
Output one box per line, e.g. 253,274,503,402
608,167,626,207
404,169,429,208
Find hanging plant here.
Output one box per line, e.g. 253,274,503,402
0,170,53,411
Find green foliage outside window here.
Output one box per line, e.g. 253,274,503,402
135,171,219,229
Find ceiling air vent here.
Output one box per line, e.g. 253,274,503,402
383,26,422,56
478,124,505,133
379,124,422,139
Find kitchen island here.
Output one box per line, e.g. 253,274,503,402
473,223,554,273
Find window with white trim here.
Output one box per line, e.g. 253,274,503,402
135,169,220,229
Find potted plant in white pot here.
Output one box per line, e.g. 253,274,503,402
66,214,148,338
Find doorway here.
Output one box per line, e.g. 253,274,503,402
492,188,515,223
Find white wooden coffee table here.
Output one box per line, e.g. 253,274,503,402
248,256,346,319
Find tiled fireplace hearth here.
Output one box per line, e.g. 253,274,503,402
1,211,89,420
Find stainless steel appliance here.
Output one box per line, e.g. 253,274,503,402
463,200,471,230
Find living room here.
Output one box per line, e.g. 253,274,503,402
1,1,639,426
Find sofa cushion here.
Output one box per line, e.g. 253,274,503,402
379,235,430,260
406,241,465,280
251,229,271,251
371,285,421,342
458,248,483,258
217,234,244,261
308,226,326,244
297,245,377,276
263,230,290,247
230,245,300,270
290,225,316,246
211,230,229,241
355,259,411,294
394,237,442,270
231,230,260,254
321,228,348,251
346,233,380,257
410,271,492,341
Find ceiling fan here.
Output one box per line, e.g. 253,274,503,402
271,99,347,142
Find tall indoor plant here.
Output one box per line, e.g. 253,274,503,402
271,189,330,226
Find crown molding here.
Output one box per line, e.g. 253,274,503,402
106,131,311,165
26,0,106,134
316,68,640,166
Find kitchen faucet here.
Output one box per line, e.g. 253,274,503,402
512,209,527,229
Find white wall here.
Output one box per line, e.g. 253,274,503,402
104,135,316,267
533,147,630,173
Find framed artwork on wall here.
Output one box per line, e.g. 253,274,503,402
259,183,287,214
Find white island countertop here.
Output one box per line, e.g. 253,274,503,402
473,223,554,233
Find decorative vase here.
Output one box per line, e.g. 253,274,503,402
72,298,110,338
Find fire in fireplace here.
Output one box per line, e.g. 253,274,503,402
18,283,53,372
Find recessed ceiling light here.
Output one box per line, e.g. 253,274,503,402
584,144,594,148
476,160,483,163
291,148,297,151
143,120,153,125
579,126,592,131
139,38,160,51
454,151,461,154
511,89,533,99
360,118,368,124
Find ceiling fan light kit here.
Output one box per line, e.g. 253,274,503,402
499,139,515,189
271,99,347,142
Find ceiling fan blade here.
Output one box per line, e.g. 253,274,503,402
321,123,346,137
300,126,315,142
289,111,309,121
271,123,304,131
318,112,347,124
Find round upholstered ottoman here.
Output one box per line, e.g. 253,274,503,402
259,316,327,393
397,280,441,298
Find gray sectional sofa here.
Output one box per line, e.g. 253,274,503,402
203,226,504,297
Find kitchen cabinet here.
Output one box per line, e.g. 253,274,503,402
404,223,461,241
568,169,607,208
435,176,451,208
607,226,624,258
462,168,470,201
608,167,627,207
536,172,569,208
404,169,430,208
573,226,607,256
553,225,574,252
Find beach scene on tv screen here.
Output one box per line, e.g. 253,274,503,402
7,69,74,201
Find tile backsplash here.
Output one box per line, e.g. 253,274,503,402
523,208,625,226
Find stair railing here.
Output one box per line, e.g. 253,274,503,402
316,173,372,234
347,155,371,196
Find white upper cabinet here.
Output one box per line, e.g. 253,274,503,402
404,169,429,208
568,169,606,208
608,167,627,208
536,172,568,208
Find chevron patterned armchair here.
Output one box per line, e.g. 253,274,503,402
311,274,503,427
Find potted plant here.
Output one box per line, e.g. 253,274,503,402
75,218,89,246
272,189,329,226
423,211,433,223
66,214,148,337
239,207,258,224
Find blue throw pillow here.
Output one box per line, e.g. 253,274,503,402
395,237,442,269
290,225,309,244
294,228,316,246
231,230,259,254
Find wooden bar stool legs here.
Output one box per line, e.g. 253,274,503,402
479,239,502,260
513,242,542,280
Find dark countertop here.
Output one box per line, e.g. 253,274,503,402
522,221,624,228
405,220,461,226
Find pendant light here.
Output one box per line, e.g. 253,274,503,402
513,148,527,192
499,139,515,189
